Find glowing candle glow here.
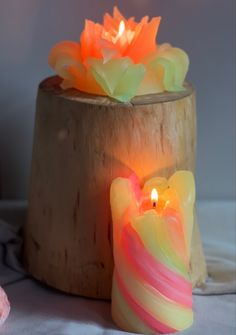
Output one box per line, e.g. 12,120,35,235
110,171,195,334
48,7,189,102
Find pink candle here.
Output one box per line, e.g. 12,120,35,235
0,286,10,326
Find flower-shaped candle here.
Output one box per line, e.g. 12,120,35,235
48,7,189,102
110,171,195,334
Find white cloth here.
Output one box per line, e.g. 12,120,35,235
0,200,235,335
0,202,26,286
194,201,236,295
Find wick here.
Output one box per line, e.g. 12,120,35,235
153,202,156,208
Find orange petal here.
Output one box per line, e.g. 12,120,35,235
84,70,106,95
103,13,116,32
134,15,149,37
54,58,86,91
126,17,137,31
48,41,81,68
54,56,83,80
80,20,103,61
48,41,83,87
126,17,161,63
60,63,105,96
113,6,125,22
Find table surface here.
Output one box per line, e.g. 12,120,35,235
0,200,236,335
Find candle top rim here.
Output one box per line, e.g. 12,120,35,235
39,76,194,107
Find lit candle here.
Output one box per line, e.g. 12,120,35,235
48,7,189,102
110,171,195,334
0,286,10,327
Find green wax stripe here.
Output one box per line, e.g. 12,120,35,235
156,217,189,274
133,212,189,278
112,277,153,334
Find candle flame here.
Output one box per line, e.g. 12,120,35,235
151,188,158,208
117,20,125,38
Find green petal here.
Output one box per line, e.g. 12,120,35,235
150,56,176,91
157,46,189,91
143,45,189,92
113,63,145,102
88,57,145,102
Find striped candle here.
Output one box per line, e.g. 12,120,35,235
110,171,195,334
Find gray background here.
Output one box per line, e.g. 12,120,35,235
0,0,235,200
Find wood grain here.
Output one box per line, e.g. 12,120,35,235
24,76,206,299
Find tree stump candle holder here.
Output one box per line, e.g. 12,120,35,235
24,76,207,299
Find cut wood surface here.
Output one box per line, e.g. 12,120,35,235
24,76,207,299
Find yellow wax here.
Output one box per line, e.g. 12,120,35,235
168,171,195,255
110,170,195,334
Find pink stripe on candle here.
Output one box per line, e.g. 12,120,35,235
122,223,192,308
115,270,177,334
129,173,142,201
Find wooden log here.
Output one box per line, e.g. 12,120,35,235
24,76,207,299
